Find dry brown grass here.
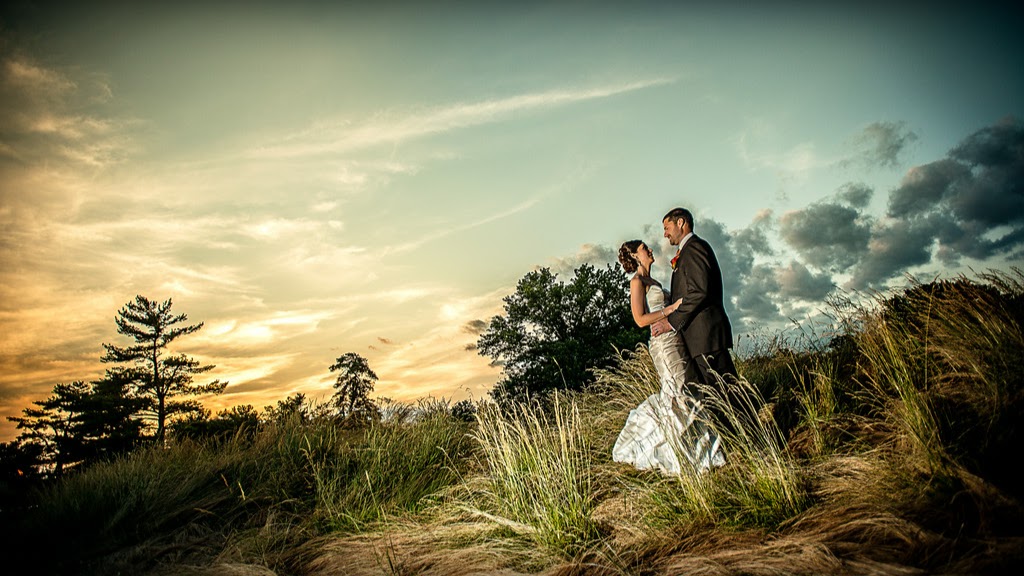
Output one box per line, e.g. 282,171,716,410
25,273,1024,576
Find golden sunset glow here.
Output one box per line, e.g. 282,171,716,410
2,3,1022,441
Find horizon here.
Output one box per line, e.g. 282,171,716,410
2,1,1022,442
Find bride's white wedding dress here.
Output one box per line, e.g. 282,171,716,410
612,282,725,475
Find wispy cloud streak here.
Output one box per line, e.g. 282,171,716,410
250,78,675,159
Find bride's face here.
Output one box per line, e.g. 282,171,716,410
634,244,654,268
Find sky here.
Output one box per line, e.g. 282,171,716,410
1,1,1022,442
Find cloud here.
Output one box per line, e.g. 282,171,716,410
836,182,873,209
776,260,835,301
848,217,936,287
251,78,675,160
369,288,507,403
730,209,775,266
779,202,872,271
0,54,132,168
389,193,546,255
733,264,783,322
771,116,1022,291
878,116,1024,271
886,158,970,218
846,121,918,169
547,243,618,275
462,319,488,335
689,214,785,328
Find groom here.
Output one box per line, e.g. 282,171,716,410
651,207,737,387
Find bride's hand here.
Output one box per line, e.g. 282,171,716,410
667,300,681,313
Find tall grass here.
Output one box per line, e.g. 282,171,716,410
856,303,946,472
701,374,809,527
468,393,600,557
307,399,473,531
592,344,808,529
7,272,1023,574
9,399,474,573
844,273,1024,478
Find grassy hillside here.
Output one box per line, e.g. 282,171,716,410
4,271,1023,575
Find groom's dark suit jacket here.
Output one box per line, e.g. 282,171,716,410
666,234,734,357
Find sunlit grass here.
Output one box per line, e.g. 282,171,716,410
592,344,808,528
465,393,600,557
7,271,1023,574
306,399,473,532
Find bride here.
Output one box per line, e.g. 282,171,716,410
612,240,725,475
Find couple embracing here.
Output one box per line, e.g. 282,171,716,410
612,207,738,475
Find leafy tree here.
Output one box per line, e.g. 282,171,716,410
171,404,260,442
329,353,379,426
264,392,309,423
450,399,478,422
101,296,226,443
477,263,646,407
7,381,91,477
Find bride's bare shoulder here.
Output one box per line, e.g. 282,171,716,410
630,275,656,290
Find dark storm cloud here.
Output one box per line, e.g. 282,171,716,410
952,118,1024,169
850,121,919,169
946,120,1024,227
776,260,835,301
731,209,775,261
879,116,1024,272
850,217,936,288
837,182,873,209
697,215,786,328
779,202,871,271
700,212,773,273
886,158,971,218
544,121,1021,333
732,264,782,322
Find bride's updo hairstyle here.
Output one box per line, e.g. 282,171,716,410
618,240,643,273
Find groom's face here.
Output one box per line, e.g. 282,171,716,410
663,217,686,245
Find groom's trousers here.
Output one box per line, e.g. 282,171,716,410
684,349,741,437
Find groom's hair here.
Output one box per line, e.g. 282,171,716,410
663,207,693,229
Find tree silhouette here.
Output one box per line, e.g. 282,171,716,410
171,404,260,442
101,296,226,443
77,372,148,459
329,353,379,426
7,374,147,476
264,392,309,423
477,263,646,407
7,381,91,477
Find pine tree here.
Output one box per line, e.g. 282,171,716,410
7,381,91,477
78,371,147,459
329,353,379,426
101,296,226,443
